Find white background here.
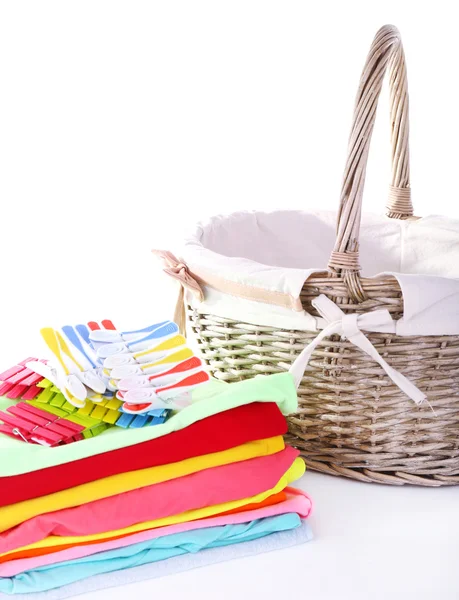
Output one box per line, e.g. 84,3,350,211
1,0,459,358
1,2,458,599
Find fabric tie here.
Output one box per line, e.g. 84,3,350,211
152,250,204,335
289,294,426,405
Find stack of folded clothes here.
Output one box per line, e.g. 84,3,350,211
0,371,312,597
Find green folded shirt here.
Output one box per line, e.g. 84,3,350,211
0,373,297,477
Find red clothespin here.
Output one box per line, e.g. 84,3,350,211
0,423,32,443
21,385,43,400
0,365,25,381
0,359,45,400
0,402,85,446
88,320,116,331
122,370,210,414
19,403,85,434
0,411,59,446
148,356,202,382
156,370,210,395
11,404,83,439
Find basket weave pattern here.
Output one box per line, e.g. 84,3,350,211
188,305,459,487
185,26,459,486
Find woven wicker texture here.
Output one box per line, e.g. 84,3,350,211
185,25,459,486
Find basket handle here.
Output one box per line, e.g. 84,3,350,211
328,25,412,302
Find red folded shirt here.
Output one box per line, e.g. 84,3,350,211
0,447,299,556
0,402,286,507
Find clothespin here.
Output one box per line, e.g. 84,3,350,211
95,322,179,358
116,356,202,391
0,402,84,446
109,348,194,380
0,359,45,400
39,322,116,406
103,335,187,369
116,408,170,429
122,370,210,413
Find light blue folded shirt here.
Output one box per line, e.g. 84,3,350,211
0,514,301,595
0,521,313,600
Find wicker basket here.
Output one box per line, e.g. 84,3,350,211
157,25,459,486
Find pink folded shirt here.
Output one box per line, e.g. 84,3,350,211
0,446,299,555
0,488,312,576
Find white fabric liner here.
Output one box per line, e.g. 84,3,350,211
180,210,459,336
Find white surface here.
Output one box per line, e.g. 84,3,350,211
1,3,459,599
73,471,459,600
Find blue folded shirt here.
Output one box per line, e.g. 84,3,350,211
0,514,301,594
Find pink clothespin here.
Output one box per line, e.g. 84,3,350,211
0,359,45,400
0,402,84,446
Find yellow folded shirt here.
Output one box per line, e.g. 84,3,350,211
0,436,284,533
2,457,304,558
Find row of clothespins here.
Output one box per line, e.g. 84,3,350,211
0,319,210,446
97,322,210,414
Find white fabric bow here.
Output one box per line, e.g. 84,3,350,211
289,294,426,405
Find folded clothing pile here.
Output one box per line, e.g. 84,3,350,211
0,372,312,596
